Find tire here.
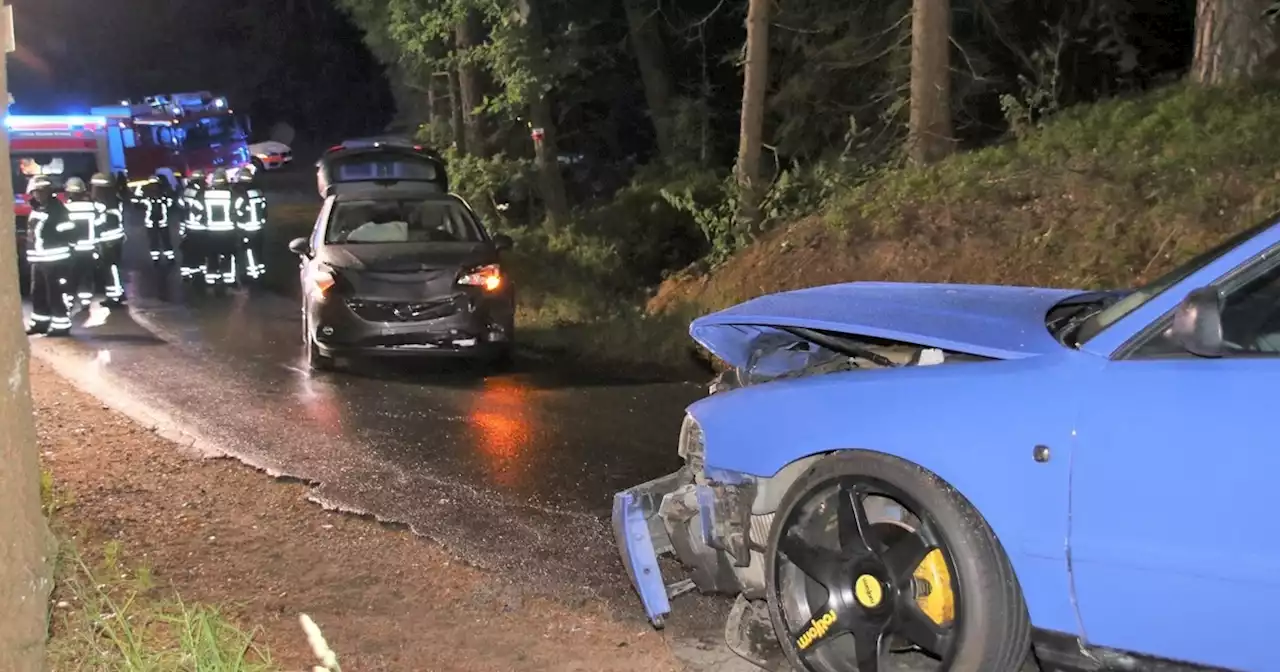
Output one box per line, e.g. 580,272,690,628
765,450,1034,672
252,157,266,173
304,316,335,372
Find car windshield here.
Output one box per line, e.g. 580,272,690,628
176,115,245,148
1051,217,1279,347
11,151,99,194
326,198,484,244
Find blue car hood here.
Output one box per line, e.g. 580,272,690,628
690,282,1080,368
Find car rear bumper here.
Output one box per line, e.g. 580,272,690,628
310,292,514,359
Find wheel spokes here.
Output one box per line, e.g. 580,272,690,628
836,481,878,556
779,528,840,586
881,533,932,586
894,600,952,656
852,628,884,672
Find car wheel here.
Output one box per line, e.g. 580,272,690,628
765,450,1034,672
304,317,334,372
252,157,265,173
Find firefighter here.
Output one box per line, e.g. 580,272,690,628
24,175,75,336
90,172,127,305
63,177,99,310
135,175,176,265
232,166,266,282
201,168,238,287
179,169,208,282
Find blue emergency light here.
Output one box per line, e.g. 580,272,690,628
5,114,107,130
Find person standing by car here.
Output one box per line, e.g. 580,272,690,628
135,175,177,266
232,167,266,282
90,173,127,306
179,169,208,282
63,177,99,311
24,176,75,336
201,168,238,287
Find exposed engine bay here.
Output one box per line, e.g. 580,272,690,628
708,327,992,394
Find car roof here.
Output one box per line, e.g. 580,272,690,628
331,186,464,203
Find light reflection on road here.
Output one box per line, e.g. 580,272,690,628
467,375,536,489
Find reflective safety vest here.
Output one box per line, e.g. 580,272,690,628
137,188,174,228
202,188,236,232
183,185,207,233
96,198,124,243
26,209,74,263
234,187,266,233
64,199,99,253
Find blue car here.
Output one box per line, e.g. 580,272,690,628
613,216,1280,672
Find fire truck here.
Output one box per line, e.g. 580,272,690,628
90,91,252,188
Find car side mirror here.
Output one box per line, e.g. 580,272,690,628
493,234,514,251
1171,286,1224,358
288,237,311,257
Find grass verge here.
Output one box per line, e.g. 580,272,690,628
42,472,284,671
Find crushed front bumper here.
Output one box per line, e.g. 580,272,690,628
612,464,761,629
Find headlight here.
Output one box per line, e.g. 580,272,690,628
307,263,336,301
458,263,502,291
677,414,705,472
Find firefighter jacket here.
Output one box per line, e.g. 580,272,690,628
64,196,99,254
232,184,266,233
91,187,125,244
136,182,175,228
202,188,236,233
26,199,75,264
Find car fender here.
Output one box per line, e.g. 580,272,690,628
689,350,1105,635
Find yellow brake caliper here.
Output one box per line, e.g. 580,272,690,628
913,548,955,625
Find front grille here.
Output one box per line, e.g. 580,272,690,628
347,297,461,322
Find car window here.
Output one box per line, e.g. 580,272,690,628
325,198,484,244
312,198,333,250
1132,257,1280,358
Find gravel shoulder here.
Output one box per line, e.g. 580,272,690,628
33,358,681,671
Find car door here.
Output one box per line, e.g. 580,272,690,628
1071,255,1280,671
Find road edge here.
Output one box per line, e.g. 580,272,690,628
29,339,226,460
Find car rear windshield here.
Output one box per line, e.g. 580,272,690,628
326,198,485,244
11,151,99,194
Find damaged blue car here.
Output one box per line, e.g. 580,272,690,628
613,216,1280,672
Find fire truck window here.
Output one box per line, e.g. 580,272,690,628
122,128,137,149
157,127,175,146
10,153,98,194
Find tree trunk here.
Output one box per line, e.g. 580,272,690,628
425,75,438,146
908,0,954,165
448,67,466,154
622,0,676,161
734,0,771,233
1191,0,1278,86
515,0,571,230
455,8,487,156
0,8,54,668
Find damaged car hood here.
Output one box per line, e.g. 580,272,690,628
690,282,1081,368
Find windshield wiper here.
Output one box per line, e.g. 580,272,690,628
782,327,900,368
1051,295,1121,347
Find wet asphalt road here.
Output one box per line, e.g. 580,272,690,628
27,170,746,649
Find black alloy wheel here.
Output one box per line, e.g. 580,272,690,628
766,450,1034,672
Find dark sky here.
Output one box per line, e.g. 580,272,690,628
7,0,393,141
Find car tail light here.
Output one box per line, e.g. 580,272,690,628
308,264,336,301
458,264,502,292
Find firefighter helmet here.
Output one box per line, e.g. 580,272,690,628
188,169,206,183
210,168,230,186
26,174,54,194
90,172,113,187
64,177,87,194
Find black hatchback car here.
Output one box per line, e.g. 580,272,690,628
289,178,515,371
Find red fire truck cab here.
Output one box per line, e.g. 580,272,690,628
91,91,252,190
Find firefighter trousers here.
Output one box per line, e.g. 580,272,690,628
69,251,97,309
203,233,238,285
94,242,126,304
28,260,72,334
180,229,206,280
238,231,264,281
146,224,174,263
